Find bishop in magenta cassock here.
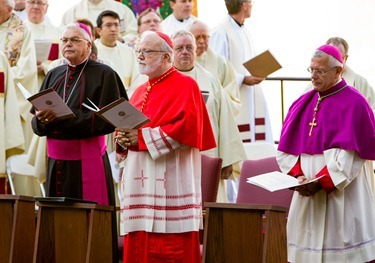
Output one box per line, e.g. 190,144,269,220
31,22,127,262
277,44,375,262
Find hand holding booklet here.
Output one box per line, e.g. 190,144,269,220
246,171,323,192
17,82,75,120
82,97,150,129
243,49,282,78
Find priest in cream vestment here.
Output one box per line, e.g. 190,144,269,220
189,20,241,117
172,30,246,202
210,5,273,143
0,7,38,151
0,51,24,192
61,0,137,42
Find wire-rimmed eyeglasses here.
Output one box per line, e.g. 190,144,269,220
307,66,337,75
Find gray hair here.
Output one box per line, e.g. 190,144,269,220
140,31,174,63
312,50,343,68
7,0,15,8
64,23,92,42
171,30,197,48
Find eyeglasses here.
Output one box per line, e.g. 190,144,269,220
60,37,88,45
244,0,254,5
102,23,120,29
141,19,161,25
26,1,47,6
307,66,337,75
195,35,210,41
135,50,165,56
174,45,195,53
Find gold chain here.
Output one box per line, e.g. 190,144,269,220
140,68,176,112
309,85,347,136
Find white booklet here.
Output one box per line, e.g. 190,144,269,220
246,171,323,192
17,82,75,120
34,40,53,62
82,97,150,129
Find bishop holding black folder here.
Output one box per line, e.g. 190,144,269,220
30,22,127,262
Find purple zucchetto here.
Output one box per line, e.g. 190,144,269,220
317,44,343,63
75,22,92,39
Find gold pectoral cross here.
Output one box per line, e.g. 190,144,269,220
309,117,317,136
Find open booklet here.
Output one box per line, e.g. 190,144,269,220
243,49,282,78
246,171,323,192
34,40,59,62
17,82,75,120
82,97,150,129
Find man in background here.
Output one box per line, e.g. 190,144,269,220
210,0,273,143
172,30,246,203
126,7,163,48
189,19,241,117
61,0,137,42
25,0,63,87
161,0,197,37
326,37,375,114
0,0,38,151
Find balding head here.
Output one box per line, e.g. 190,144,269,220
188,20,211,56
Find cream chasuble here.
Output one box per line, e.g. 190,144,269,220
161,14,197,37
0,14,38,151
181,64,247,202
61,0,137,42
25,20,63,88
342,66,375,115
210,15,273,143
0,51,24,177
196,48,241,117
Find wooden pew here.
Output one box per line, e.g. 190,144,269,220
33,197,113,263
0,195,36,263
202,203,287,263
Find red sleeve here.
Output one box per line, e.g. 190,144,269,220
288,159,303,177
316,166,335,194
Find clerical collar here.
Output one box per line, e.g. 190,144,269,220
229,15,244,27
318,78,345,97
174,14,189,23
67,57,90,68
175,66,194,72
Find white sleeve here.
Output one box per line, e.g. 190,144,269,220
142,127,181,160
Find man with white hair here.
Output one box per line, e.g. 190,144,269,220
0,0,38,151
189,20,241,117
31,22,128,262
61,0,137,42
116,31,215,262
25,0,63,87
277,44,375,262
172,30,246,203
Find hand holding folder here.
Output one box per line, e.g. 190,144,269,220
82,97,150,129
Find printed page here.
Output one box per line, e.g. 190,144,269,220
247,171,322,192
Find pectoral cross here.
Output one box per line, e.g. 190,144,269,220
309,117,317,136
